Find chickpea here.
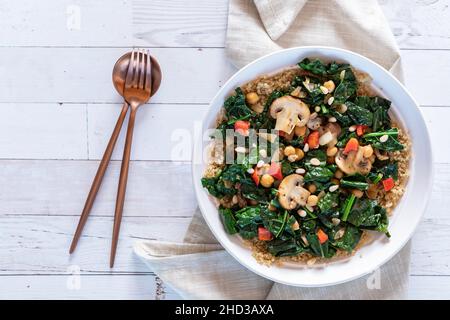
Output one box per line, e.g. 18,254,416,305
307,195,319,206
331,178,340,185
246,92,260,105
284,146,296,156
323,80,336,93
260,174,275,188
307,184,317,193
326,146,338,157
294,125,307,137
334,169,344,179
295,148,305,160
352,189,364,198
363,145,374,158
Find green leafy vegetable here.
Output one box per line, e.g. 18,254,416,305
332,225,362,252
219,207,237,234
341,194,356,222
363,128,404,151
346,101,373,126
224,88,253,121
340,179,369,190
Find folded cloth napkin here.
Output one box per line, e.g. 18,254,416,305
134,0,410,299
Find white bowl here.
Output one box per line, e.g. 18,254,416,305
192,46,433,287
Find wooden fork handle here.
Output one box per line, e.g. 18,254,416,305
110,105,138,267
69,102,129,254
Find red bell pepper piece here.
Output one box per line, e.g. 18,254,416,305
234,120,250,136
344,137,359,154
382,177,395,191
356,125,368,136
317,228,328,244
258,226,273,241
267,162,283,180
307,131,320,149
251,169,260,186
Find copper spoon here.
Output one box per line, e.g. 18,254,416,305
69,51,161,255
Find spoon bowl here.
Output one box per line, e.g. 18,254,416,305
112,51,162,97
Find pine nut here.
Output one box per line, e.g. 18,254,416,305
259,149,267,158
331,218,341,226
235,146,247,153
319,86,329,94
329,185,339,192
327,96,334,105
298,209,307,218
380,134,389,143
295,168,306,174
328,117,337,123
256,160,265,168
303,143,310,152
310,158,321,166
349,125,356,132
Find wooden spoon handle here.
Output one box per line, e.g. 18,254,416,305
110,106,138,268
69,102,129,254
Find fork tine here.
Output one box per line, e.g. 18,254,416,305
145,49,152,94
138,49,146,90
125,49,137,90
132,50,141,89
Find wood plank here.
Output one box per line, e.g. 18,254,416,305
0,273,448,299
380,0,450,50
0,47,235,104
1,160,448,218
0,103,87,160
0,47,448,107
0,160,197,216
408,275,450,299
1,273,447,300
402,50,450,107
87,103,207,161
0,0,449,50
0,104,446,162
0,215,190,274
0,274,179,300
0,213,448,276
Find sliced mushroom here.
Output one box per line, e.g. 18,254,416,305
307,116,322,130
270,96,310,134
278,174,311,210
319,123,341,146
335,147,372,176
374,148,389,161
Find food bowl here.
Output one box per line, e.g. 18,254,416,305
192,47,432,286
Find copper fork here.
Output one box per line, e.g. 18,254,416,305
110,49,153,267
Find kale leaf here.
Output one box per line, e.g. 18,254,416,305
219,207,237,234
224,88,253,121
346,199,390,236
346,101,373,126
331,225,362,252
363,128,404,151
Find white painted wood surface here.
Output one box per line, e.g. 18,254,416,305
0,0,449,299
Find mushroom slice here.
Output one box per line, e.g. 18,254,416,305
319,123,341,146
270,96,310,134
278,174,311,210
335,147,372,176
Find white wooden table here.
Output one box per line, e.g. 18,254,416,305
0,0,449,300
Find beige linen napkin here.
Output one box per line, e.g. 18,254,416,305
134,0,410,299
